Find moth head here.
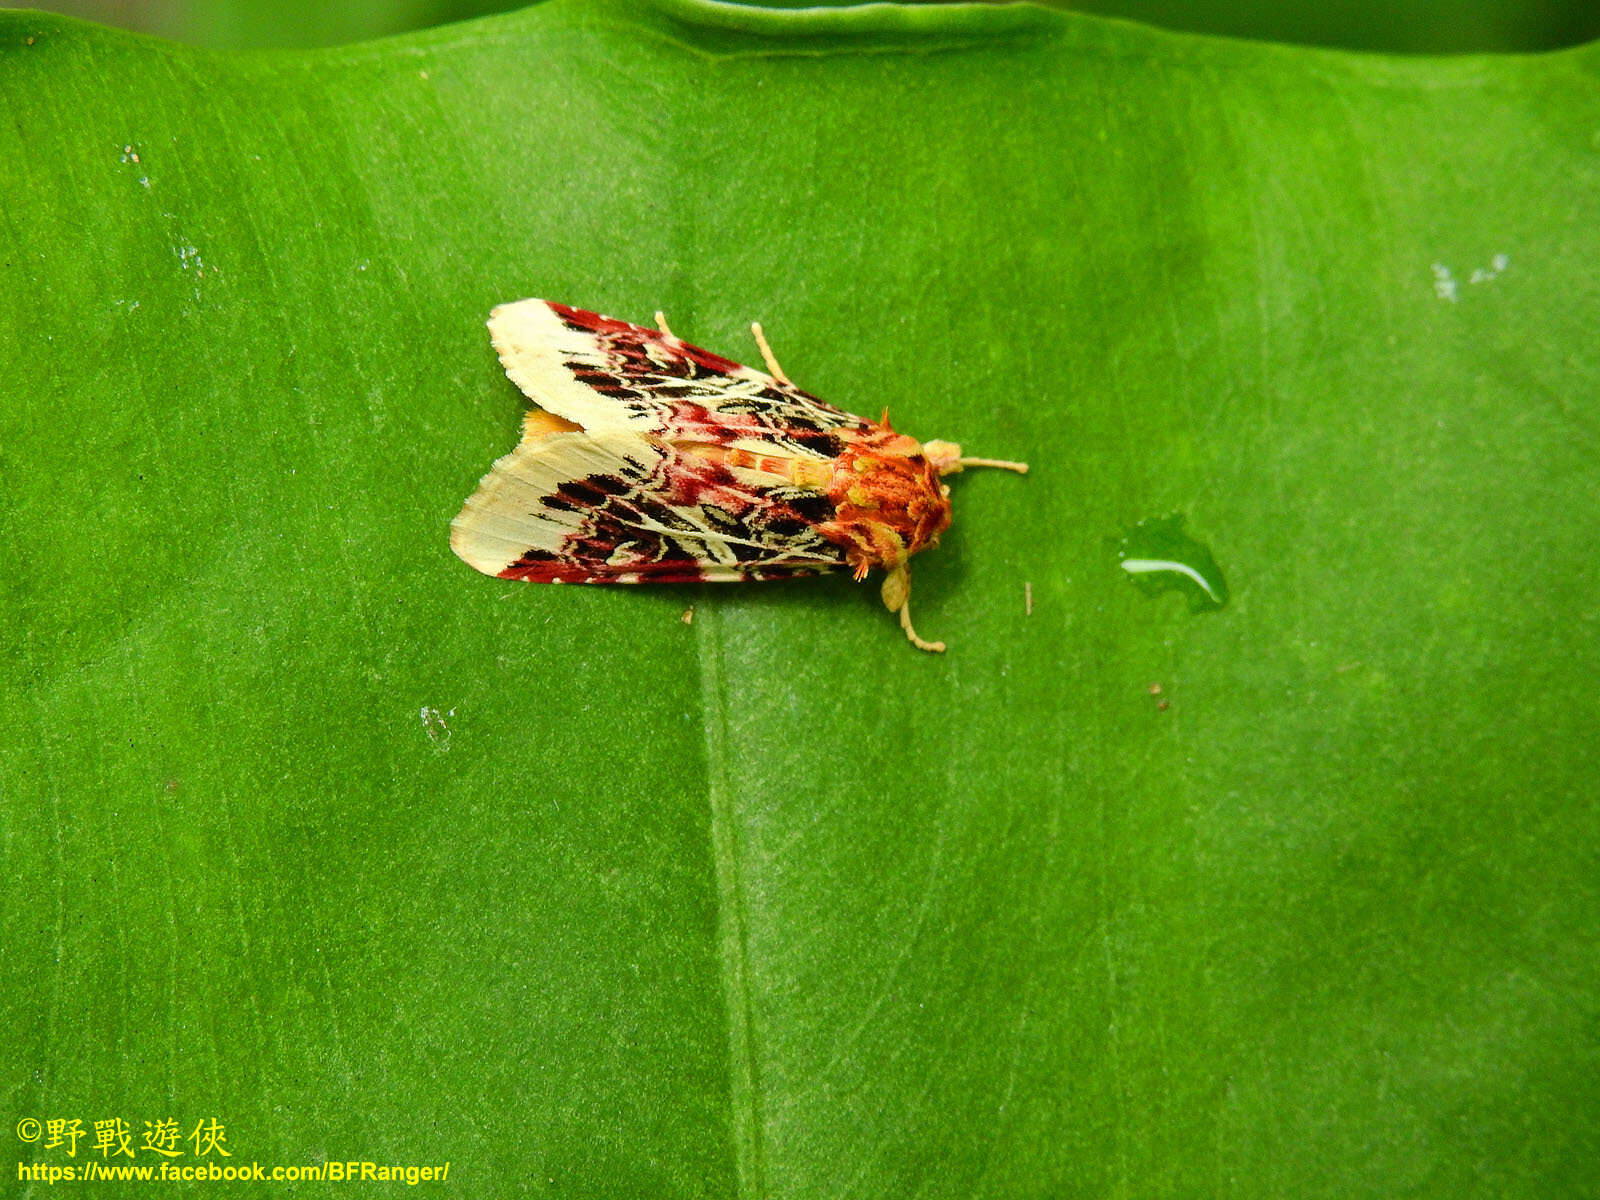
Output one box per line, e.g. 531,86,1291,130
923,440,964,475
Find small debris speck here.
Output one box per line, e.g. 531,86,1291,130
681,606,694,626
1024,581,1033,615
420,705,455,752
1430,262,1458,303
1469,252,1509,285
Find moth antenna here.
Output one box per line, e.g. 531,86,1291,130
898,597,946,654
750,322,791,384
655,311,677,341
957,457,1029,474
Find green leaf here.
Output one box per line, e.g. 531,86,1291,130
30,0,1600,53
4,1,1597,1194
1067,0,1600,53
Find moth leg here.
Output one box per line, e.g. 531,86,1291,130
750,322,791,385
899,602,945,654
881,564,945,654
654,310,677,341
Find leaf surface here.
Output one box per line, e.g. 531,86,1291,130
3,2,1598,1195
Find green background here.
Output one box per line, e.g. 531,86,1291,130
13,0,1600,51
4,0,1598,1195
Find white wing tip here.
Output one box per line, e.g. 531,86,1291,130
449,505,513,578
487,296,550,327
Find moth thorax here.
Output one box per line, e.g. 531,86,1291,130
822,434,954,572
923,440,964,474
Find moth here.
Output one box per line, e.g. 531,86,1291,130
450,300,1027,652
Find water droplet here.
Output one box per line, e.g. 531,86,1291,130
1116,514,1228,613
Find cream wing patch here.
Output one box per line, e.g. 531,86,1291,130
486,300,651,432
450,431,650,575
